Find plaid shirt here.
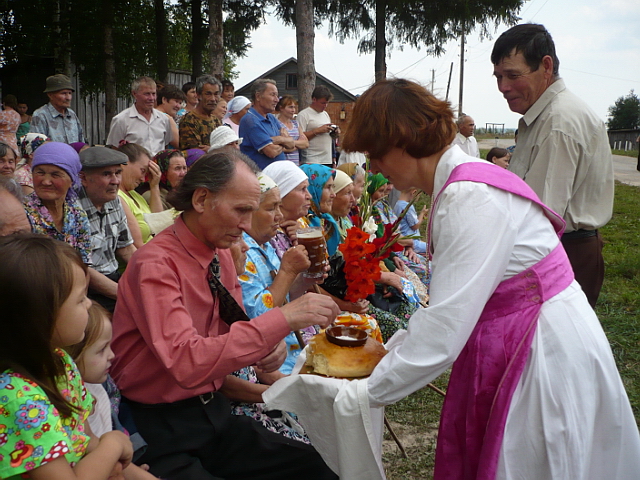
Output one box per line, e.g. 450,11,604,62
78,188,133,275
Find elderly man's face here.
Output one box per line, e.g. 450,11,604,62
81,165,123,210
459,117,475,138
199,83,221,115
195,163,260,250
0,190,31,236
255,83,279,115
133,83,157,112
48,89,73,112
493,50,554,115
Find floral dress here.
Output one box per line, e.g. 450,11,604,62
0,349,94,479
24,192,92,265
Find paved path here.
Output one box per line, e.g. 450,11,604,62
476,138,640,187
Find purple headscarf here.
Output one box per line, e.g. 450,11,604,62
185,148,206,168
32,142,82,200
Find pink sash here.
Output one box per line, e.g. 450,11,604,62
430,162,574,480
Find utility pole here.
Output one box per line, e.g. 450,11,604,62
458,30,465,117
430,69,435,93
446,62,453,101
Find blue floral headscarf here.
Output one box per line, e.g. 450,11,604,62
299,164,340,255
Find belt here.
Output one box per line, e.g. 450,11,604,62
123,391,217,409
562,229,597,239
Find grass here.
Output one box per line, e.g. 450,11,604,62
612,149,638,158
383,181,640,478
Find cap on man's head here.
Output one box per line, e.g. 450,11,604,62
80,146,128,169
44,74,74,93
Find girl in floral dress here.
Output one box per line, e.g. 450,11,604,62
0,235,133,479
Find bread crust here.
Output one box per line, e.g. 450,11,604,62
306,331,387,378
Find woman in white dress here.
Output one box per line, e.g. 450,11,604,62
342,79,640,479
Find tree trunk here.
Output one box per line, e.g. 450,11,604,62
103,0,117,134
154,0,169,84
374,0,387,82
191,0,204,80
296,0,315,111
208,0,224,79
53,0,72,76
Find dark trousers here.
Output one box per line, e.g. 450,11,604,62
88,270,120,312
124,393,338,480
561,231,604,308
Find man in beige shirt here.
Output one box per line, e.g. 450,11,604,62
491,23,614,307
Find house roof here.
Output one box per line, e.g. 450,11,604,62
236,57,357,102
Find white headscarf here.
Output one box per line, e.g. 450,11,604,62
263,160,308,198
257,173,278,194
224,96,251,119
333,169,353,194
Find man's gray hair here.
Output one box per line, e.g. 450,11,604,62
131,76,156,93
456,114,471,126
250,79,277,103
0,176,24,202
167,150,259,212
196,75,222,95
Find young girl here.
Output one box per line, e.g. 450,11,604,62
0,234,133,480
67,302,156,480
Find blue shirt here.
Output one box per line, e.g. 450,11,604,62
30,103,85,143
239,107,285,169
393,200,419,237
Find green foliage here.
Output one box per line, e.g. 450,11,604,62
607,90,640,130
0,0,264,94
275,0,524,57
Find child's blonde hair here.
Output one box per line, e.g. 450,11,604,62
66,301,110,366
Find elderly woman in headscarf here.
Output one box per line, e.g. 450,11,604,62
223,96,251,135
299,163,341,256
14,133,50,195
23,142,91,264
263,160,312,258
140,149,187,210
236,173,313,373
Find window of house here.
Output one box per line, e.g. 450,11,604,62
286,73,298,90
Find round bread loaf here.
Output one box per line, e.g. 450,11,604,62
306,331,387,378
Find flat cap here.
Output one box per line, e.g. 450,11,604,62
44,74,74,93
80,146,128,169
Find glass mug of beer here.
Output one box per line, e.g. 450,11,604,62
296,226,328,278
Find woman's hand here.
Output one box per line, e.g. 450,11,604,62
404,246,420,263
379,271,404,293
280,245,311,276
147,161,161,189
335,297,370,314
280,220,300,245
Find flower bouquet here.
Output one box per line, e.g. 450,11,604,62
337,166,419,302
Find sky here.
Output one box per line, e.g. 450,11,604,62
234,0,640,131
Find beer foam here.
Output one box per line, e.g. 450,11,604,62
297,230,323,239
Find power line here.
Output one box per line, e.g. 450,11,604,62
562,67,639,84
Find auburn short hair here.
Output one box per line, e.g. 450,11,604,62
342,78,456,160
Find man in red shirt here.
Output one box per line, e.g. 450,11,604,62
111,150,339,479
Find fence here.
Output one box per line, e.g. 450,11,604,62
69,70,192,145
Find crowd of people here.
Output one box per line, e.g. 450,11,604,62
1,22,639,480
